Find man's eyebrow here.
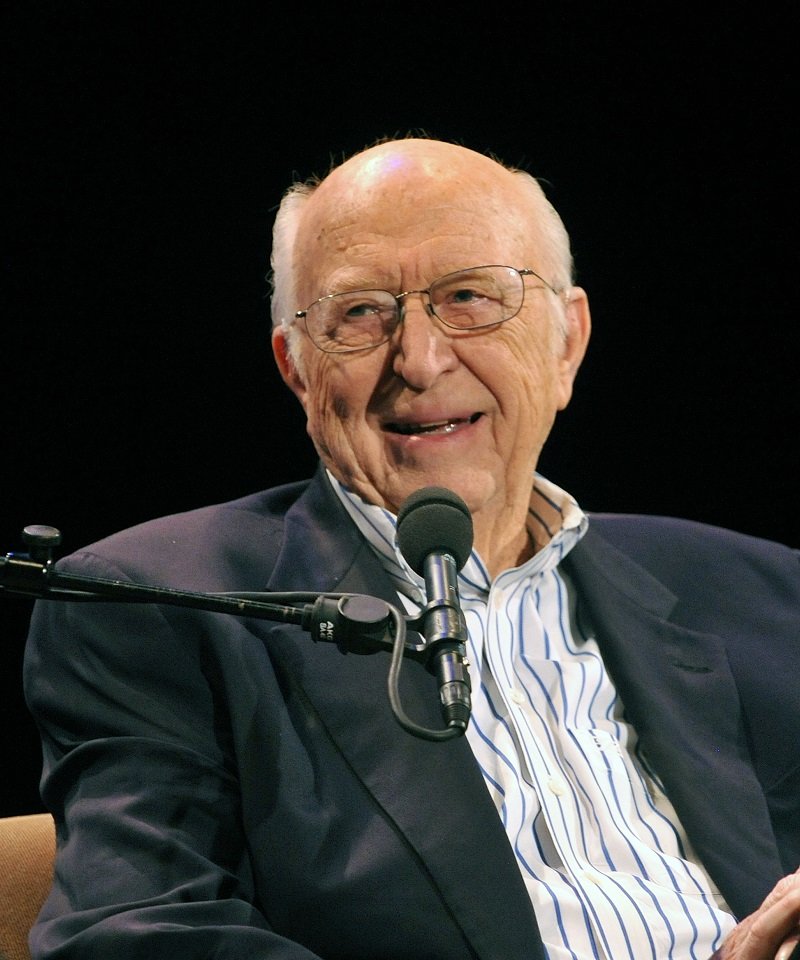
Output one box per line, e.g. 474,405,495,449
325,269,397,294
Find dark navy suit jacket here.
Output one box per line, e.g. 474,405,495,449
24,468,800,959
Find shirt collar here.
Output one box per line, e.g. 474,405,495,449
326,469,588,603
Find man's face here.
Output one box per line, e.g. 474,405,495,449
273,141,589,546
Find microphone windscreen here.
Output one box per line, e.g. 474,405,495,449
396,486,474,575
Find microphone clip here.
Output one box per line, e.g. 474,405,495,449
304,593,397,655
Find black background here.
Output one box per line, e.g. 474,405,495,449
2,3,797,816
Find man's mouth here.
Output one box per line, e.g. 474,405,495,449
386,412,482,436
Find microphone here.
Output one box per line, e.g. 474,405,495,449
396,487,474,732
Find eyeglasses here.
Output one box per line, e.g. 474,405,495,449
293,264,560,354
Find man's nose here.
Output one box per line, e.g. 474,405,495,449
391,294,459,389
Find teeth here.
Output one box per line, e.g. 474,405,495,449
395,419,464,435
389,413,480,435
422,420,457,433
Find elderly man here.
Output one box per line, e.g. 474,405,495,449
24,137,799,959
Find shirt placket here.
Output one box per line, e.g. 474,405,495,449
483,574,632,960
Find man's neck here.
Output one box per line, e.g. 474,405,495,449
472,514,536,579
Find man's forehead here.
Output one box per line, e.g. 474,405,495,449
303,153,525,244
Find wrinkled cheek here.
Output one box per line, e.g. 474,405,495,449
502,352,561,457
303,381,357,466
519,349,561,409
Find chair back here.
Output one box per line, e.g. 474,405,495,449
0,813,55,960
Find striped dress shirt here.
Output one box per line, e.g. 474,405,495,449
329,471,737,960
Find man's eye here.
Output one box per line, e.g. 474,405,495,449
449,287,483,303
343,302,381,319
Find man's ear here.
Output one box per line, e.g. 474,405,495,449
556,287,591,411
272,325,308,406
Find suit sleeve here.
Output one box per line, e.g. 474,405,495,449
23,550,325,960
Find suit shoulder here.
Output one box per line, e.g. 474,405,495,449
587,512,796,560
583,512,799,605
56,479,312,588
572,513,799,645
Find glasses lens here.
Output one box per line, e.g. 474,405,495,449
430,266,523,329
306,290,398,352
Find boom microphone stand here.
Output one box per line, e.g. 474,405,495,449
2,485,474,742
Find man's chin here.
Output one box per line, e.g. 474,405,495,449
383,472,497,520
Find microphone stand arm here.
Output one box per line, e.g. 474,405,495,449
1,525,465,741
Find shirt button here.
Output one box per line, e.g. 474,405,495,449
547,776,567,796
509,688,525,706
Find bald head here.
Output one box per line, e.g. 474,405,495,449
270,138,574,346
305,139,526,214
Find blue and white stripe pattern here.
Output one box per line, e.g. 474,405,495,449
330,471,736,959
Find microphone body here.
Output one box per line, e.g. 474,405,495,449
420,549,472,730
396,486,474,733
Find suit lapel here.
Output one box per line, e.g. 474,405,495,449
564,525,784,918
263,470,545,960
